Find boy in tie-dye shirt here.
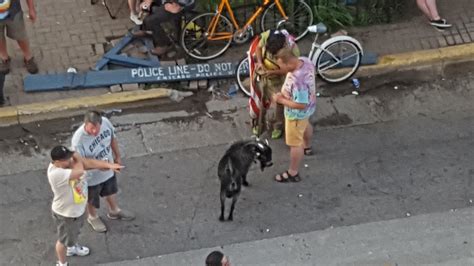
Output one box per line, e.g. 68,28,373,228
272,48,316,183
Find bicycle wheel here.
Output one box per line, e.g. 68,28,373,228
235,56,251,96
180,13,233,60
315,40,362,83
260,0,313,41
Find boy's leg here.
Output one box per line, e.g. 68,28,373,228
288,145,304,176
285,119,308,178
303,122,313,149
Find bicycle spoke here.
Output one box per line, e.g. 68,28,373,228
181,13,233,60
316,40,362,83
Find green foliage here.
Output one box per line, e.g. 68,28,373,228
308,0,354,32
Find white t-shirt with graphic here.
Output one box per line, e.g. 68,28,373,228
71,117,116,186
48,163,88,218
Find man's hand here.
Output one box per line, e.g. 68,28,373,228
114,157,122,166
108,163,125,173
28,9,37,23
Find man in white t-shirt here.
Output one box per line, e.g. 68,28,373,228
48,145,123,266
71,110,135,233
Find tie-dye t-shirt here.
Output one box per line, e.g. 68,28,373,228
281,57,316,120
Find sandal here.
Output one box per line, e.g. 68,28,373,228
304,147,314,156
287,171,301,182
275,171,301,182
274,171,290,183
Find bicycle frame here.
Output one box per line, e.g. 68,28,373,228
308,33,363,71
207,0,289,41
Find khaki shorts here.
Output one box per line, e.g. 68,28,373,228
52,212,85,247
285,118,309,147
0,12,28,41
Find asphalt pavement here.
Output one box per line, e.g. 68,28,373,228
1,67,474,265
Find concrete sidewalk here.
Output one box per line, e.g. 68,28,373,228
104,207,474,266
2,0,474,106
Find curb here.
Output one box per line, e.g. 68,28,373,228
357,42,474,77
1,43,474,127
0,88,176,127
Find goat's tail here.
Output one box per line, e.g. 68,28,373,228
225,159,234,177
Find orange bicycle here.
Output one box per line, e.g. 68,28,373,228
180,0,313,60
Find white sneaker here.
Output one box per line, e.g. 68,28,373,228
66,244,90,257
55,262,68,266
130,13,143,25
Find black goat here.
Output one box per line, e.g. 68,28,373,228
217,139,273,221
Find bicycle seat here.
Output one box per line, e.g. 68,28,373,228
308,23,327,34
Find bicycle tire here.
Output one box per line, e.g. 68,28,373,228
235,56,251,97
180,12,233,60
314,40,362,83
260,0,313,41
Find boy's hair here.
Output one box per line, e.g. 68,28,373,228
205,250,224,266
276,47,297,64
265,30,287,55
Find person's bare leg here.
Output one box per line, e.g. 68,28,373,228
105,194,120,213
425,0,441,20
416,0,433,19
55,240,67,264
303,123,313,150
128,0,137,15
288,146,304,176
87,203,98,218
0,39,9,60
17,39,32,60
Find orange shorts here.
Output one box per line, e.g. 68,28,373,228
285,118,309,147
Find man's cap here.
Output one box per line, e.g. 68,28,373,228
51,145,74,161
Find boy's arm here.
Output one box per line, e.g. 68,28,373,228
273,93,307,110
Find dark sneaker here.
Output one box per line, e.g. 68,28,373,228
0,57,10,74
430,19,452,28
0,97,5,107
24,57,39,74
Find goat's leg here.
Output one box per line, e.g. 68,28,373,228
228,194,239,221
219,191,226,221
242,174,249,187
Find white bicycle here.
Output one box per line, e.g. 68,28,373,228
235,23,364,96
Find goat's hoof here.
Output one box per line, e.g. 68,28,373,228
228,216,233,221
243,181,249,187
219,216,225,222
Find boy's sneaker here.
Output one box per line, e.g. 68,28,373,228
24,57,39,74
55,262,68,266
87,216,107,232
0,57,10,74
430,19,452,28
130,13,143,25
271,129,282,139
67,244,90,257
